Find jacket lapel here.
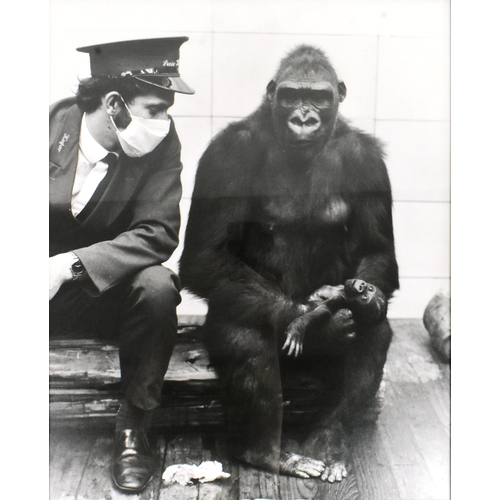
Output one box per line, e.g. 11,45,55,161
49,104,82,210
81,153,148,232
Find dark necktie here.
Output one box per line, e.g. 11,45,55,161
76,153,118,222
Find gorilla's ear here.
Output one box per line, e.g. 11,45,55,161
338,81,347,102
266,80,277,99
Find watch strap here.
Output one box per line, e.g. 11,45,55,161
69,253,85,281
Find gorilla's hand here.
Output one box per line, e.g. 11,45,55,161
283,285,346,356
327,308,357,339
283,314,309,357
344,279,387,326
283,303,357,357
307,284,345,307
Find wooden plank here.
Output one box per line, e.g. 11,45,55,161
313,474,359,500
50,383,225,426
278,472,359,500
388,319,451,499
160,432,201,500
345,320,437,500
159,431,236,500
388,380,450,499
200,431,240,500
370,320,451,500
348,425,400,500
205,432,241,500
385,319,451,435
50,327,216,385
49,427,97,500
427,375,451,435
195,431,236,500
377,383,440,500
237,464,280,500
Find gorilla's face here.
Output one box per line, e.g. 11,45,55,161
267,68,345,166
344,279,387,325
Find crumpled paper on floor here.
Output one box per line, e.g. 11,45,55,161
162,460,231,486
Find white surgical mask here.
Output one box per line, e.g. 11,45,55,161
110,98,171,157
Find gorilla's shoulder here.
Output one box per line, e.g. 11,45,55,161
195,115,267,194
331,117,390,191
213,108,271,150
334,118,385,158
213,120,255,148
203,110,271,171
333,118,386,168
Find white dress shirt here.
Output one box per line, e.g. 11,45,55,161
71,114,117,217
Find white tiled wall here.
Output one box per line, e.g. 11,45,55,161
49,0,450,319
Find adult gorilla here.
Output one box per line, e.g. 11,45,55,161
179,45,399,482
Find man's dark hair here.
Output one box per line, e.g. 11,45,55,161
76,76,168,112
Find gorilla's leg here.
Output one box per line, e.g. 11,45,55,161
204,315,325,479
301,318,393,482
204,317,283,472
339,318,392,424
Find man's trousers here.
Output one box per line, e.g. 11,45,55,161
50,265,181,410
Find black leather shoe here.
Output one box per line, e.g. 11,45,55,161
112,429,154,493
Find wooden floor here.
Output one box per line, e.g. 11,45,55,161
49,319,450,500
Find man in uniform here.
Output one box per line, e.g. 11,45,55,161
49,37,194,492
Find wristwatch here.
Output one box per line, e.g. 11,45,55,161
69,253,85,281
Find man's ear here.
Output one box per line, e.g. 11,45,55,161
103,91,123,116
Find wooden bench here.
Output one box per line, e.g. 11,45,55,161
50,318,385,428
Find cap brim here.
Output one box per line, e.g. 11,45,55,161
133,75,195,94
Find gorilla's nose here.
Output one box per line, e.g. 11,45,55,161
352,280,367,293
288,112,320,137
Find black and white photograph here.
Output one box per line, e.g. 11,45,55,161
44,0,455,498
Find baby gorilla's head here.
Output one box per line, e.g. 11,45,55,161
344,279,387,325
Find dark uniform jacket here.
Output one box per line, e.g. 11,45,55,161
49,97,183,295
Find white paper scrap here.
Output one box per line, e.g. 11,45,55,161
162,460,231,485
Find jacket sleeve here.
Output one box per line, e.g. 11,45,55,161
73,131,183,296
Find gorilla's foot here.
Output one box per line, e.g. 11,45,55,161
320,459,347,482
279,451,326,479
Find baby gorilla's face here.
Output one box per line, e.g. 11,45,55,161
344,279,387,325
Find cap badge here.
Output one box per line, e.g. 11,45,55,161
162,59,178,68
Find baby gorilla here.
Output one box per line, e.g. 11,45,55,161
283,280,388,357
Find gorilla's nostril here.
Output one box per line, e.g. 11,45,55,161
304,118,318,126
290,117,304,126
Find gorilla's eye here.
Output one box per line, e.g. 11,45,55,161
309,90,334,107
277,88,300,107
368,286,374,292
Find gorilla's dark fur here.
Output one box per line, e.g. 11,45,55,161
180,45,399,482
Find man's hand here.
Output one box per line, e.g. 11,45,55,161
49,253,74,300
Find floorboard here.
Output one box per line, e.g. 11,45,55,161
49,427,97,500
160,433,204,500
348,425,400,500
378,384,441,500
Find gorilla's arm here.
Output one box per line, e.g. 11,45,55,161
350,192,399,299
343,132,399,301
179,125,306,331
